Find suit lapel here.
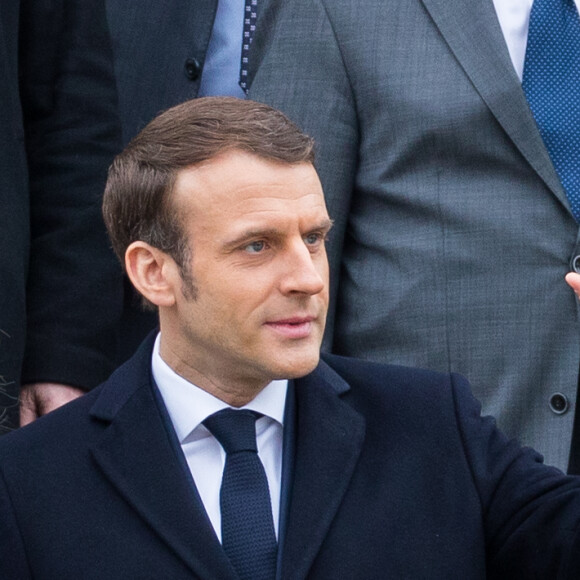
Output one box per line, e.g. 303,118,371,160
281,363,365,580
422,0,568,210
89,346,237,579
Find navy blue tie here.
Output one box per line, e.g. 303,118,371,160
204,409,277,580
522,0,580,220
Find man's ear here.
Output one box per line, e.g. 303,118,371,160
125,242,179,307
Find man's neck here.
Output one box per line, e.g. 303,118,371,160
158,340,269,407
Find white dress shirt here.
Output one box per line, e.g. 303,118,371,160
151,334,287,541
493,0,580,80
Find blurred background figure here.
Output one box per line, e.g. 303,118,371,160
0,0,123,431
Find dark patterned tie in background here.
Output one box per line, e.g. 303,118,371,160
240,0,258,93
522,0,580,220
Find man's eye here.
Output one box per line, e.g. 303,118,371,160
244,240,266,253
304,233,323,246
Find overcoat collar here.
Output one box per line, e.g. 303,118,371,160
281,359,365,579
88,336,365,579
89,335,238,579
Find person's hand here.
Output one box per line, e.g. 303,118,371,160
566,272,580,299
19,383,85,426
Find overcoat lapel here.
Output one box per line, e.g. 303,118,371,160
89,353,237,580
421,0,568,211
281,363,365,580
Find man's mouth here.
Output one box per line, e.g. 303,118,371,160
264,316,317,339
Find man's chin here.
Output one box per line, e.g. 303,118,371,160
274,349,321,380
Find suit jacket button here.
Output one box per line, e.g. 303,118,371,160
572,255,580,273
549,393,569,414
184,58,201,81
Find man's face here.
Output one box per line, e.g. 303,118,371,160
160,150,331,401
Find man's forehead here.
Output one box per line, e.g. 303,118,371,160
224,206,332,236
171,151,325,210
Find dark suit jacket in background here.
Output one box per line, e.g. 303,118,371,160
105,0,220,147
248,0,580,471
0,0,123,429
2,333,580,578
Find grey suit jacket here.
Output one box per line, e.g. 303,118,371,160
249,0,580,470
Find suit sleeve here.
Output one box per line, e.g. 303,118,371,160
18,0,123,388
450,374,580,578
249,0,358,348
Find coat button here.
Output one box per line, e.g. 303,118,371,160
572,255,580,273
549,393,569,414
184,58,201,81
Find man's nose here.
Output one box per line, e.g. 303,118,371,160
278,241,326,296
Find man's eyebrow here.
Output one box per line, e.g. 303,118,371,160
305,217,334,237
315,217,334,233
222,228,282,251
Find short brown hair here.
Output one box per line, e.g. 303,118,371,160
102,97,315,275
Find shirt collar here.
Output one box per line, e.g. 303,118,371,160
151,333,288,443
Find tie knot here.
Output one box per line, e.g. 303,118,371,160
204,409,260,454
